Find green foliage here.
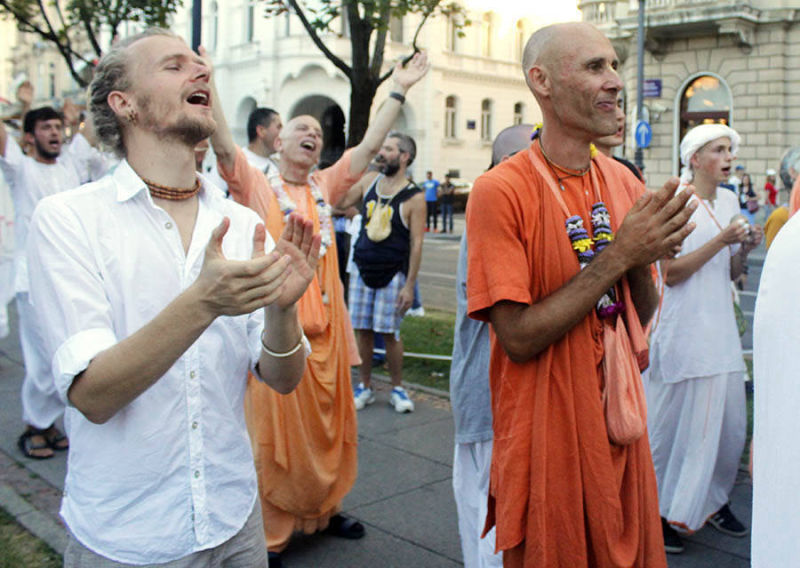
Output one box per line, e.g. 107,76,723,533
0,0,183,87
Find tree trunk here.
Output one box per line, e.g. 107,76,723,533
346,74,378,147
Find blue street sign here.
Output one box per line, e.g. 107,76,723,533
635,120,652,149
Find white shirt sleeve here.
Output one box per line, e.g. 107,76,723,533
0,135,24,185
27,196,118,403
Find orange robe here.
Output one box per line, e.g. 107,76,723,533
220,149,363,550
466,144,666,568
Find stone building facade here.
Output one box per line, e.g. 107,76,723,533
580,0,800,190
170,0,556,181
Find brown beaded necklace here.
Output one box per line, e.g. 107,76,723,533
143,177,201,200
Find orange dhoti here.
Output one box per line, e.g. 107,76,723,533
222,148,363,551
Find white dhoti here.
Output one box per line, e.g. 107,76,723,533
644,365,746,532
18,293,63,429
452,440,503,568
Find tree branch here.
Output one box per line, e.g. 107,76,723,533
368,0,390,77
286,0,351,79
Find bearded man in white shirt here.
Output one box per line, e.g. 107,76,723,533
0,84,108,460
26,27,318,567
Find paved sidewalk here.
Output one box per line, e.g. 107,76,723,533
0,304,752,567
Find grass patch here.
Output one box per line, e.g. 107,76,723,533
365,309,455,392
0,507,61,568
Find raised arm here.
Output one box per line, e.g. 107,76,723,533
199,46,237,172
337,171,378,210
0,81,32,157
347,53,430,175
485,179,696,363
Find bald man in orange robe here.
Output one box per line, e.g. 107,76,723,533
206,50,429,563
466,23,696,567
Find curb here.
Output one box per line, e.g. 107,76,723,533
0,481,67,555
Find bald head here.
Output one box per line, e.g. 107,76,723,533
491,124,534,168
522,22,610,91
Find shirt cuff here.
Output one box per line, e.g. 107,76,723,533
52,328,118,404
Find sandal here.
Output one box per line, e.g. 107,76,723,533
43,425,69,451
18,429,55,460
325,514,365,539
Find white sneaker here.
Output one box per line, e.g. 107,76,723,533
406,306,426,317
389,387,415,413
353,383,375,410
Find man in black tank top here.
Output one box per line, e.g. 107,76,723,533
337,131,426,413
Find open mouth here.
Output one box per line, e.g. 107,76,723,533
186,90,210,106
300,140,316,151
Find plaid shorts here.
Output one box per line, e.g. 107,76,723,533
349,269,406,334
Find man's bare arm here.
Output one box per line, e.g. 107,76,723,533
347,53,429,175
336,171,377,210
396,192,425,313
490,178,697,363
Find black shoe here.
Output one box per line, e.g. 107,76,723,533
661,517,684,554
268,551,283,568
708,503,748,537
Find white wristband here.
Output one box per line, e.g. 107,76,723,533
261,331,306,358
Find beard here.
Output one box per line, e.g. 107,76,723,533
376,156,401,177
139,94,216,148
34,139,60,161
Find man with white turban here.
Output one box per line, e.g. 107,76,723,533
644,124,763,553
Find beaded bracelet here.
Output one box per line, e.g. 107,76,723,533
261,331,306,358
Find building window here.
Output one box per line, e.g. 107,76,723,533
679,74,731,141
515,20,525,62
445,95,458,139
513,102,524,125
48,62,56,98
446,15,459,52
481,13,492,58
209,1,218,50
245,0,255,42
481,99,493,141
390,15,404,43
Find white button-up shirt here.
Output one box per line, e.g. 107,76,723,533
0,133,107,293
27,160,270,564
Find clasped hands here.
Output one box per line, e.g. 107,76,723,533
195,213,320,318
612,177,698,268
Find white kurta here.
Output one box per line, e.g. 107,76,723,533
644,188,747,531
751,212,800,567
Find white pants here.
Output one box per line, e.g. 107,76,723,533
18,292,63,428
452,440,503,568
644,367,746,531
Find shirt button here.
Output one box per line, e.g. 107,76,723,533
190,370,196,379
192,421,198,430
165,221,173,230
194,470,200,479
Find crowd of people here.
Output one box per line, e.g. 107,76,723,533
0,18,795,568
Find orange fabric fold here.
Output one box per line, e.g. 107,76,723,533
222,149,362,548
467,145,666,568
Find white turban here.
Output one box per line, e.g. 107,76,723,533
679,124,741,186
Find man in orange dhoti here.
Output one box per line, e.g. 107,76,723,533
465,23,697,567
207,50,429,565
